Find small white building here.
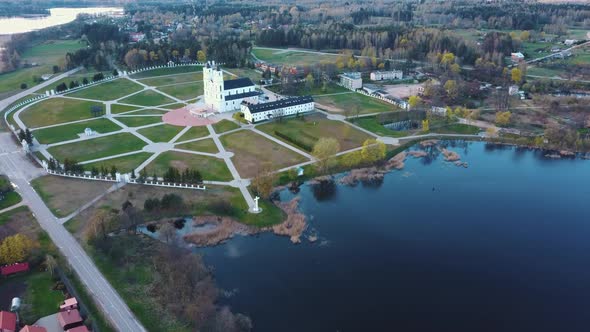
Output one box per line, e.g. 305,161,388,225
339,72,363,90
241,96,314,123
84,128,94,136
564,39,577,46
203,61,260,113
370,70,403,81
511,52,525,62
430,106,447,116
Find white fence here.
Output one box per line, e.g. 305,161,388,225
46,169,119,182
127,178,206,190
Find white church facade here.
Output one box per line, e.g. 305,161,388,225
203,61,260,112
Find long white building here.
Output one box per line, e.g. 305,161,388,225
203,61,260,112
241,96,314,123
370,70,403,81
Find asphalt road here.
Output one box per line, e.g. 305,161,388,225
0,71,146,332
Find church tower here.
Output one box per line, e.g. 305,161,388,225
203,61,225,112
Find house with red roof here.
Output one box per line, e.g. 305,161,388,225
66,326,89,332
57,310,83,331
59,298,78,312
0,311,17,332
19,326,46,332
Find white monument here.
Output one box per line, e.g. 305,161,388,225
84,128,94,136
251,196,261,213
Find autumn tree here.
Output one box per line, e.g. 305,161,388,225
444,80,459,101
422,119,430,132
495,111,512,126
408,95,422,110
511,68,522,84
251,164,277,200
0,234,35,265
197,50,206,63
84,209,116,243
341,150,362,168
312,138,340,173
361,139,386,163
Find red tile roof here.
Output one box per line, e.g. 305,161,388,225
19,326,47,332
66,326,89,332
57,309,83,328
0,311,17,332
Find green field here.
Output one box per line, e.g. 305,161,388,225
66,79,143,101
349,116,408,137
213,119,239,133
224,67,262,83
83,152,154,173
131,66,203,79
119,90,175,107
115,116,163,127
315,92,396,115
156,82,202,100
47,133,146,162
158,103,185,109
22,272,65,324
137,124,184,143
138,72,202,86
175,138,218,153
19,98,101,128
111,104,140,114
127,108,167,115
258,113,372,150
175,126,209,142
268,82,349,97
0,191,22,210
33,118,121,144
148,151,232,181
0,40,84,96
252,48,337,66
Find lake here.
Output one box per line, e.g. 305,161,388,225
198,141,590,332
0,7,124,35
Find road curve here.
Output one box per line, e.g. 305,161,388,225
0,70,147,332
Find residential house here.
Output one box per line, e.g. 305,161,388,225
19,326,46,332
511,52,525,63
57,310,83,331
0,311,16,332
339,72,363,90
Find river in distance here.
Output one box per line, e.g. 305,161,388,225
0,7,123,35
197,141,590,332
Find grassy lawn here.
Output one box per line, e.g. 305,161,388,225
213,119,239,133
315,92,396,115
31,175,113,217
259,113,372,150
131,66,203,79
47,133,146,162
156,82,203,100
139,72,202,86
118,90,175,106
0,191,22,210
19,98,101,128
268,82,349,97
224,67,262,82
83,152,154,173
568,29,589,40
148,151,232,181
33,118,121,144
220,130,308,178
0,40,84,96
137,124,184,143
175,138,218,153
115,116,163,127
111,104,140,114
21,272,64,324
175,126,209,142
527,66,565,77
66,78,143,101
432,123,481,135
252,48,337,66
349,116,409,137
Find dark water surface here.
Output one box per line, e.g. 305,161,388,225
198,141,590,332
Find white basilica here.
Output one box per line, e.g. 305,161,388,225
203,61,260,112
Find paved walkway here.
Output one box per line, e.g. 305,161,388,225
0,201,24,214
